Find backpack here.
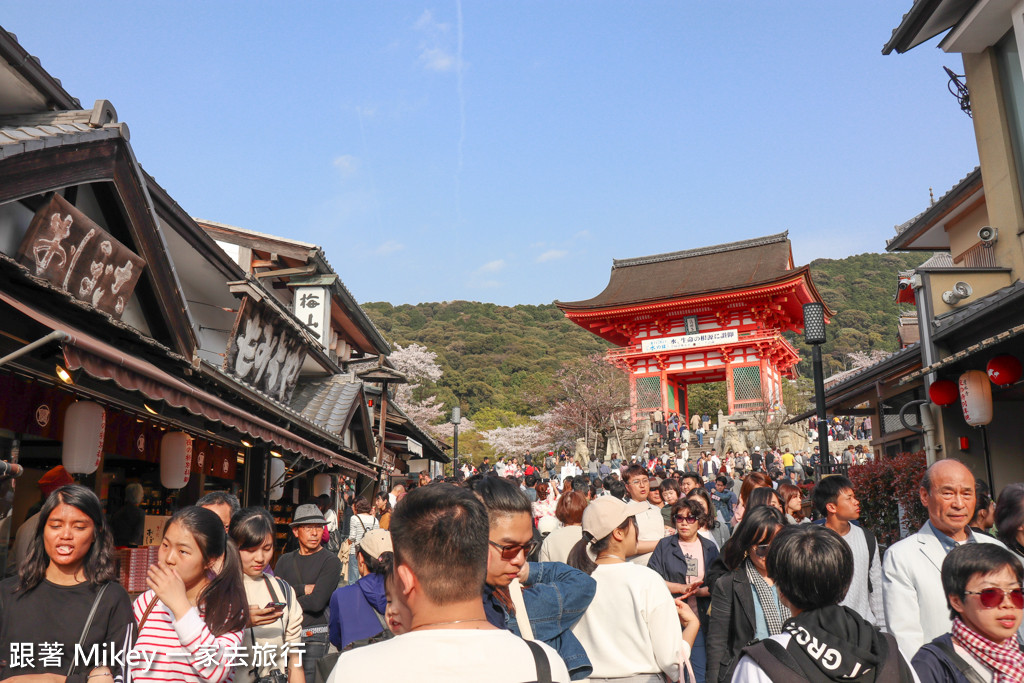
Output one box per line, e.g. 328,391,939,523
741,632,905,682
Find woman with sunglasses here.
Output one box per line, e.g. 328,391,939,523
469,476,597,681
705,506,787,683
913,543,1024,682
649,498,719,683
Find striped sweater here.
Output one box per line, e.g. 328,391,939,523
131,590,244,683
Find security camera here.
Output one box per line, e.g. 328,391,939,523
978,226,998,244
941,281,974,305
898,279,910,291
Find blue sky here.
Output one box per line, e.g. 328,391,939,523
5,2,979,307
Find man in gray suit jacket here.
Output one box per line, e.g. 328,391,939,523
882,458,1007,657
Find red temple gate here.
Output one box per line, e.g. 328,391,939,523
556,232,831,420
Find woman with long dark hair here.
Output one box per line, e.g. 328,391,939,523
131,506,248,683
0,485,133,683
705,506,787,683
568,496,698,682
470,476,596,680
229,508,303,683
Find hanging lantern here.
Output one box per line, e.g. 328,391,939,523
987,355,1023,387
268,457,286,501
62,401,106,474
313,474,332,497
928,379,959,406
959,370,993,426
160,432,192,489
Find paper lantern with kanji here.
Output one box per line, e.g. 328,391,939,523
313,474,332,497
987,355,1023,387
959,370,993,426
62,401,106,474
160,432,192,489
268,457,286,501
928,379,959,407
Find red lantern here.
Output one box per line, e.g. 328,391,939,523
928,379,958,406
987,355,1023,386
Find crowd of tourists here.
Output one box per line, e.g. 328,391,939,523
3,451,1024,683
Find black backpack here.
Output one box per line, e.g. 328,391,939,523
741,633,906,682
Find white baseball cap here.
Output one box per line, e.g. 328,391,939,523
582,496,647,541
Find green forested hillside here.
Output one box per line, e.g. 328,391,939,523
363,251,929,421
795,251,925,376
361,301,610,418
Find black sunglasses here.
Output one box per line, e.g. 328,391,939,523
753,543,771,558
674,515,698,524
489,539,540,560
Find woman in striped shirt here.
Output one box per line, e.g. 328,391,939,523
131,506,248,683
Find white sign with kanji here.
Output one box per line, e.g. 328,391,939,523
293,286,332,348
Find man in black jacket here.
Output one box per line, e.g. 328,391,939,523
276,503,342,683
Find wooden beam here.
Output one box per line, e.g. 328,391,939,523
253,265,317,279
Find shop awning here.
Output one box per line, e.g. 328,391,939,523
0,290,377,478
898,322,1024,386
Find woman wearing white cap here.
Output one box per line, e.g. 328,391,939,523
568,496,699,682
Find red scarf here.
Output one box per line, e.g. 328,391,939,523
952,617,1024,682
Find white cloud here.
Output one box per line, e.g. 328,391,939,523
413,9,457,73
536,249,568,263
333,154,359,178
375,240,405,255
478,279,502,288
477,259,505,273
414,9,447,32
420,47,455,72
574,230,591,239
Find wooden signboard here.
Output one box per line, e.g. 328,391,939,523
17,194,146,319
142,515,170,547
223,296,308,404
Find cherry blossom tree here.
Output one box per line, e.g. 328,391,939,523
388,343,473,439
847,350,892,369
481,423,549,458
538,352,631,455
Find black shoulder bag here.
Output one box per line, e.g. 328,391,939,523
250,575,289,683
67,583,111,680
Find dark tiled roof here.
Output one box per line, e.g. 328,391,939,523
0,104,128,159
558,232,797,311
887,167,981,251
290,375,363,435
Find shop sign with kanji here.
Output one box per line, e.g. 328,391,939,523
17,194,146,319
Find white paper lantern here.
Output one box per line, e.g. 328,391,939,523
268,457,286,501
313,474,332,497
63,401,106,474
160,432,192,489
959,370,993,426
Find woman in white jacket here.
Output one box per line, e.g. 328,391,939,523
567,496,698,682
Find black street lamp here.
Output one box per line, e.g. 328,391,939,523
451,406,461,474
803,303,831,469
